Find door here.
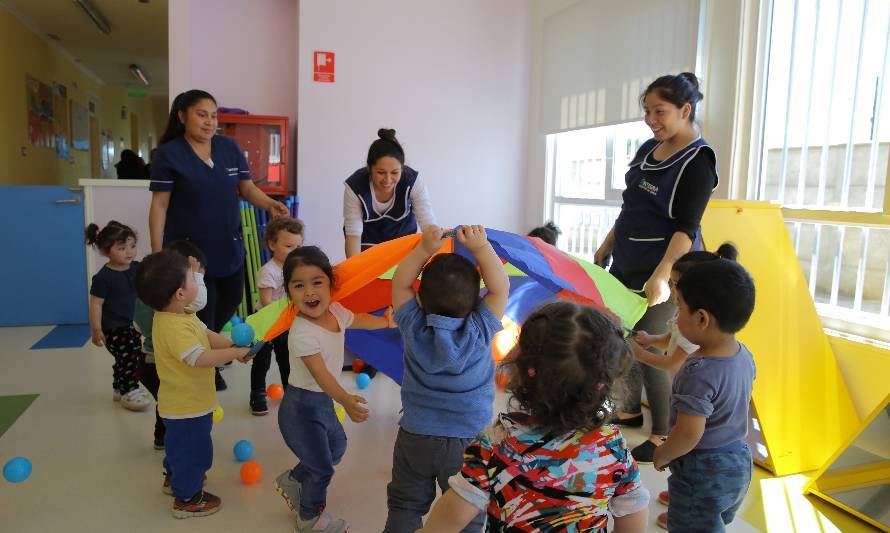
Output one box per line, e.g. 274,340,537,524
130,112,139,154
0,186,87,325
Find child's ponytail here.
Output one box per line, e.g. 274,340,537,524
84,223,100,246
85,221,137,254
674,242,739,275
715,242,739,262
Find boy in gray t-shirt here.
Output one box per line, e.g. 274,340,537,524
653,259,756,532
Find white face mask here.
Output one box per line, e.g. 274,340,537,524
186,271,207,312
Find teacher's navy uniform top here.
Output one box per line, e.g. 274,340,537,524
611,137,718,291
149,135,250,278
345,166,419,248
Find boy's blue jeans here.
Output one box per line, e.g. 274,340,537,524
667,441,752,532
163,413,213,500
278,386,347,520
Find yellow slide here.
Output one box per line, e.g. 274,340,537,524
701,200,860,476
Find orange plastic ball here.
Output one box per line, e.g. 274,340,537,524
240,460,262,484
352,358,365,373
267,383,284,401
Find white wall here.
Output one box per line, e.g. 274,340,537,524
297,0,532,261
168,0,299,191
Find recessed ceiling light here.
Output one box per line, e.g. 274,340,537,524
129,64,150,86
74,0,111,35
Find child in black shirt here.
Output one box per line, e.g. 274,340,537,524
86,221,151,412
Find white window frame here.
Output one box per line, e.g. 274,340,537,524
746,0,890,344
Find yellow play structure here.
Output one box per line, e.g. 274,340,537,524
804,393,890,532
701,200,861,477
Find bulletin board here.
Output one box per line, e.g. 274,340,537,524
26,76,53,148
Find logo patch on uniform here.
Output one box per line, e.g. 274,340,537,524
639,179,658,195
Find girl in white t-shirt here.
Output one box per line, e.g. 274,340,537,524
250,217,304,416
630,243,739,376
273,246,394,533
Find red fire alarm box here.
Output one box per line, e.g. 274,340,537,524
217,114,290,196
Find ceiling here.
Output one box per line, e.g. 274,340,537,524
2,0,168,91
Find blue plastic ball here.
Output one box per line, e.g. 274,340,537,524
233,440,254,462
229,316,243,326
356,372,371,390
231,323,255,347
3,457,32,484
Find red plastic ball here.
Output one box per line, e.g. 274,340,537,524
267,383,284,401
240,460,262,484
352,358,365,373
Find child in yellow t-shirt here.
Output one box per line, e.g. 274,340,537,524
136,249,262,519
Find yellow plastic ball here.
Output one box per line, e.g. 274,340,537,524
212,406,224,424
334,404,345,424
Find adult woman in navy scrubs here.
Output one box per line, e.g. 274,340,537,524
343,128,437,258
594,73,717,463
148,90,288,389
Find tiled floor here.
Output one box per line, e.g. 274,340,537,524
0,325,878,532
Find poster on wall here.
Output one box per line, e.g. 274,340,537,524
26,76,54,148
70,100,89,151
53,83,69,160
313,51,335,82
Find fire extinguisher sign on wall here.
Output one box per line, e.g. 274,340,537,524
314,51,335,83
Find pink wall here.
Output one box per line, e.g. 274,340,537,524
169,0,298,191
297,0,532,260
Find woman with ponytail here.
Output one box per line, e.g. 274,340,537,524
593,73,719,464
148,90,288,390
342,128,437,258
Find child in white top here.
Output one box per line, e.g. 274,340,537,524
250,217,304,415
273,246,394,533
630,243,738,376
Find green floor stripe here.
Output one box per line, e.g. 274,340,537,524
0,394,38,439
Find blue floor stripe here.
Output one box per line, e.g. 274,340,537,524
30,324,92,350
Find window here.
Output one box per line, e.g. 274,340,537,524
752,0,890,340
546,121,651,261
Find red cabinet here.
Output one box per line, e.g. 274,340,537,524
217,114,290,196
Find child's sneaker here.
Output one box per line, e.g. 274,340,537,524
250,391,269,416
113,389,121,402
656,511,668,530
120,388,151,411
657,490,669,505
275,469,303,512
153,438,165,450
294,512,348,533
172,490,221,519
163,471,207,495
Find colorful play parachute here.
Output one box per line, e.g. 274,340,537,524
246,228,646,384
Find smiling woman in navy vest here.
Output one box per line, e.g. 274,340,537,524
595,73,718,464
148,90,288,390
343,129,437,258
